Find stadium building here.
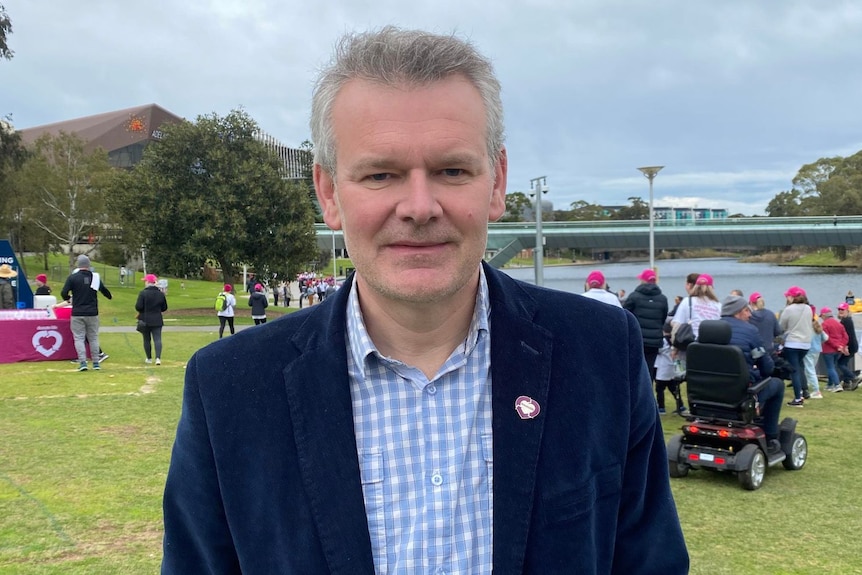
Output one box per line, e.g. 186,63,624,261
19,103,306,176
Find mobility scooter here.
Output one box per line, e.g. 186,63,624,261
667,320,808,490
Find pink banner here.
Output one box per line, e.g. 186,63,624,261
0,318,82,364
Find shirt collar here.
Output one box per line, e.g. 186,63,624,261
346,265,491,378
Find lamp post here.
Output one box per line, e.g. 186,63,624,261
637,166,664,271
331,229,337,278
530,176,548,286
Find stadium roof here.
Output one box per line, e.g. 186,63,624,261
19,103,184,154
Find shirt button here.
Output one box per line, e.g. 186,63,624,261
427,385,437,395
431,473,443,486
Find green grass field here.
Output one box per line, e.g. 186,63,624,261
3,257,862,573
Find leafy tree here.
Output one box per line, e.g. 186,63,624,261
0,116,31,254
501,191,531,222
765,189,805,217
792,157,842,199
17,132,114,269
111,109,317,284
611,196,650,220
0,3,12,60
814,150,862,216
561,200,607,221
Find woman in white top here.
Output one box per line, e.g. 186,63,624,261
579,270,622,308
671,273,721,339
779,286,814,406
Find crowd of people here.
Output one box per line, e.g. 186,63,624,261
580,267,862,426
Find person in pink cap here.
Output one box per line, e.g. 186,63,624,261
248,282,269,325
579,270,621,307
135,273,168,364
34,273,52,296
836,302,860,390
624,268,668,384
779,287,813,405
216,284,237,338
671,273,720,341
747,292,782,357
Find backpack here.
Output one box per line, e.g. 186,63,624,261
215,292,228,312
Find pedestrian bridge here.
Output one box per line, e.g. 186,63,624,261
314,215,862,268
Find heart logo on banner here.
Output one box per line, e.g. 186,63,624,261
32,330,63,357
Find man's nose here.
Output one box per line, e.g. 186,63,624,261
395,172,443,224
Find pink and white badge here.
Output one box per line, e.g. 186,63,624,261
514,395,541,419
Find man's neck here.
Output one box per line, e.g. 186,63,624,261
355,274,480,379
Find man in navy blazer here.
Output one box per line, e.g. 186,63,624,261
162,27,688,574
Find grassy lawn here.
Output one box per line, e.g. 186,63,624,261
3,255,862,572
3,342,862,573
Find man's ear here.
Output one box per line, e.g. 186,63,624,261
488,147,508,222
313,164,342,230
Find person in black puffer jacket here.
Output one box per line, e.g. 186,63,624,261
624,269,669,382
248,283,269,325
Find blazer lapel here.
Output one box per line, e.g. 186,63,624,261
486,267,554,575
282,283,376,575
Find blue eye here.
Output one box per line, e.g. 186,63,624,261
443,169,463,177
370,173,389,181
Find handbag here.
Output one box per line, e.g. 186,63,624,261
136,319,147,333
672,323,695,350
671,298,695,350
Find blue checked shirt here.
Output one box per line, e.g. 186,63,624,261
346,267,493,575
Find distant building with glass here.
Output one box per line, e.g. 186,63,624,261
601,205,729,222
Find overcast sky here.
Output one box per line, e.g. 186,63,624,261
3,0,861,215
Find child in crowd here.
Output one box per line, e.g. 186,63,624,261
804,305,826,399
655,322,687,415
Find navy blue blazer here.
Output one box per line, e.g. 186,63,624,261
162,264,688,574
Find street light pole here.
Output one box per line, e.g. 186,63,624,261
637,166,664,271
331,229,337,278
530,176,548,286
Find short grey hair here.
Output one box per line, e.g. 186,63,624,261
310,26,505,176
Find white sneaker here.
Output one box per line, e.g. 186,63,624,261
155,358,161,365
145,359,152,364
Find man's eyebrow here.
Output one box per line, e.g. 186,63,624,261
345,157,394,174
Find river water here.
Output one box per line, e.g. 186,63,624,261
502,257,862,313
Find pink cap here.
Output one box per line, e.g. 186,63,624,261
748,292,762,305
223,284,232,292
784,286,806,298
838,302,850,311
820,307,833,316
254,283,263,292
586,270,605,288
695,273,713,286
144,273,157,283
35,274,47,283
637,269,657,282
